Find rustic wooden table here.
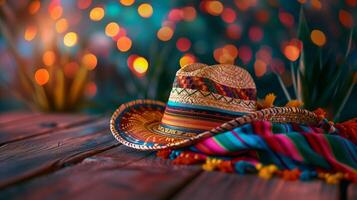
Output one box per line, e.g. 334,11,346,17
0,112,355,200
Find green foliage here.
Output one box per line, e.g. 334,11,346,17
280,7,356,121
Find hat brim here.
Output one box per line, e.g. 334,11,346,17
110,99,320,150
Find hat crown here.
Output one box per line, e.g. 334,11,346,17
176,63,256,89
160,63,257,134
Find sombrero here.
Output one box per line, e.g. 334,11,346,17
110,63,319,150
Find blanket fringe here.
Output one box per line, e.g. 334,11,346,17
335,118,357,144
158,150,356,184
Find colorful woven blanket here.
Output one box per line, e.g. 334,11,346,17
157,119,357,184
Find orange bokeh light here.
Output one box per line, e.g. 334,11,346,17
120,0,135,6
105,22,120,37
90,7,105,21
28,0,41,15
85,82,97,97
310,29,326,47
138,3,153,18
254,59,267,77
43,51,56,66
55,18,68,33
179,54,196,68
24,25,37,41
82,53,98,70
284,45,300,62
49,6,63,20
206,1,224,16
213,44,238,64
117,36,132,52
35,68,50,86
157,26,174,41
311,0,322,10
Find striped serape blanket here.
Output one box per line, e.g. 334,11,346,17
157,119,357,184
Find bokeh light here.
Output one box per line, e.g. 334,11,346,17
42,51,56,66
55,18,69,33
339,10,354,28
35,68,50,86
49,6,63,20
179,54,196,68
279,11,294,28
77,0,92,10
226,24,241,40
284,45,300,61
82,53,98,70
182,6,196,21
120,0,135,6
176,38,191,52
310,29,326,47
254,59,267,77
213,44,238,64
168,9,183,22
238,46,252,64
116,36,132,52
127,54,139,69
133,56,149,76
311,0,322,10
85,82,97,97
138,3,153,18
221,8,236,23
24,25,37,41
205,1,224,16
255,10,270,23
63,32,78,47
28,0,41,15
89,7,105,21
157,26,174,41
248,26,263,42
105,22,120,37
235,0,257,11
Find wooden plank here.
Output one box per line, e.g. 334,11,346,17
0,146,202,200
0,118,116,189
348,183,356,200
0,113,96,145
172,171,339,200
0,112,40,125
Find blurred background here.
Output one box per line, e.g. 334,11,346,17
0,0,356,121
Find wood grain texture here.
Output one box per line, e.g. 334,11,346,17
0,113,96,145
0,112,350,200
1,146,201,200
172,171,339,200
0,112,40,125
0,118,116,189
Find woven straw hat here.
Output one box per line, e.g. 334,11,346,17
110,63,319,150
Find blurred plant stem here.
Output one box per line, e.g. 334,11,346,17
0,7,90,112
276,7,355,121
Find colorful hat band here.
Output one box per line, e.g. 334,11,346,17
174,76,257,100
160,101,247,134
